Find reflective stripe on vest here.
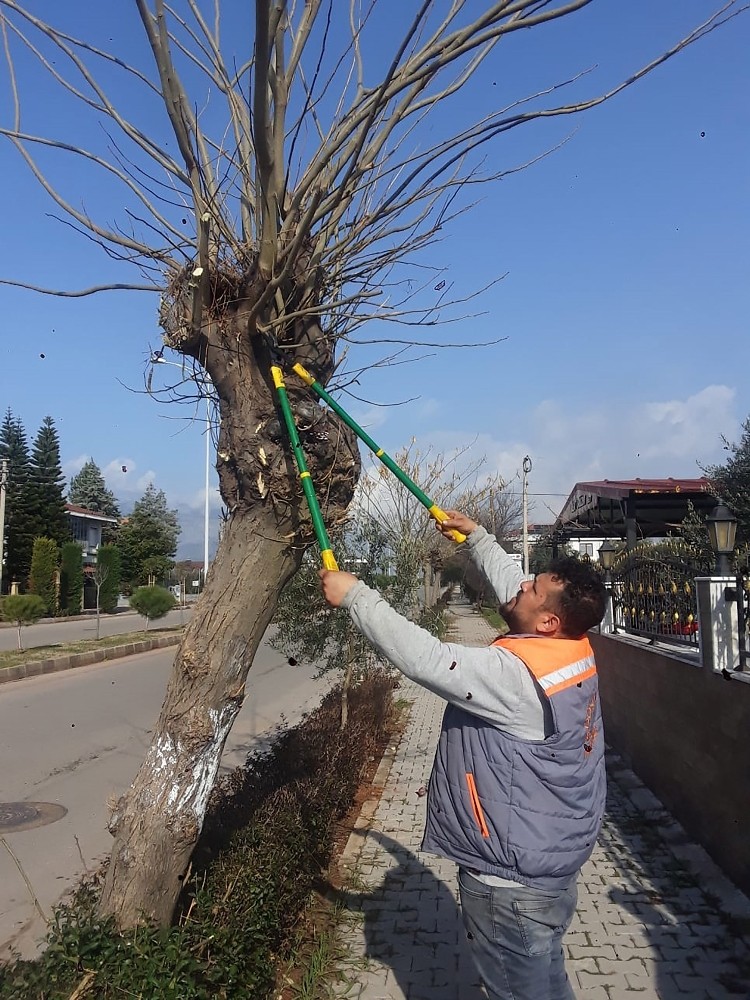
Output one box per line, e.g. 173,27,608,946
492,635,596,695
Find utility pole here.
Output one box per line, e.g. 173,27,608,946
522,455,532,576
204,395,210,584
0,458,8,590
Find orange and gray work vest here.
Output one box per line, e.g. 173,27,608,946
421,634,606,890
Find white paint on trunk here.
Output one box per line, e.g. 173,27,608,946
165,703,239,817
149,732,179,776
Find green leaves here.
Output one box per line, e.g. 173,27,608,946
129,585,177,626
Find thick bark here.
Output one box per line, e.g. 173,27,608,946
99,261,360,928
98,511,297,925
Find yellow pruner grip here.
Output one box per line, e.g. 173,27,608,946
429,506,467,544
321,549,339,571
292,362,316,386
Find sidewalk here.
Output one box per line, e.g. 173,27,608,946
332,600,750,999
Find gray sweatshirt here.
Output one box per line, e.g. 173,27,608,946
341,526,551,741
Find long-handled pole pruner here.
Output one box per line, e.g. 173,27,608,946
271,365,339,570
291,362,467,544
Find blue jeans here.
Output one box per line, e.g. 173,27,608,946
458,869,578,1000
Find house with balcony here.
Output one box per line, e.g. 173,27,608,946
66,503,118,564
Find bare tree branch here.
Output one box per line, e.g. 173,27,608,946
0,279,161,296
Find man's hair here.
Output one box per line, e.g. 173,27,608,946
545,557,608,637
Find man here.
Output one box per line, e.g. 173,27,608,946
319,511,608,1000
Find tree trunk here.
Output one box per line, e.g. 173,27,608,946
99,509,300,926
99,262,360,928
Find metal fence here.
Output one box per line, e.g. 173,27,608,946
731,558,750,672
609,542,704,648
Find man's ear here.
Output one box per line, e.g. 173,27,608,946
537,611,561,636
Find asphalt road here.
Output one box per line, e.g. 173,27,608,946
0,635,334,961
0,608,190,652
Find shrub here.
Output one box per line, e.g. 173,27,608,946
59,542,84,616
129,585,176,629
28,537,59,615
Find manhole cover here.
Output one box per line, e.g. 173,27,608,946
0,801,68,833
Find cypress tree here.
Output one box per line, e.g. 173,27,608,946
28,537,59,615
96,545,121,614
60,541,84,615
29,416,70,548
0,410,35,590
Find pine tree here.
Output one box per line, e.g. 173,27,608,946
0,410,35,590
29,416,70,548
69,458,121,544
118,485,180,589
69,459,121,517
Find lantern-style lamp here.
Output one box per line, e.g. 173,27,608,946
598,538,618,574
706,504,737,576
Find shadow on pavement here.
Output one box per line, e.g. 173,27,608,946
329,829,485,1000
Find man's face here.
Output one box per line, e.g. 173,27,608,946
501,572,565,635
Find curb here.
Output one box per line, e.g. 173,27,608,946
336,710,407,879
0,634,182,686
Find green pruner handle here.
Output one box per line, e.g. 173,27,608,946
292,362,467,544
428,505,467,544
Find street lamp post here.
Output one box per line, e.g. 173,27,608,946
598,537,619,633
203,395,210,583
522,455,532,576
151,355,212,584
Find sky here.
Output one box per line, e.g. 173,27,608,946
0,1,747,558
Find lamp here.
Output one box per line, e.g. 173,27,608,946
598,538,618,573
706,504,737,576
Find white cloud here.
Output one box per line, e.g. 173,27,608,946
377,384,740,525
347,404,389,433
63,453,89,478
101,458,154,494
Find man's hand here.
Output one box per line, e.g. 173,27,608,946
436,510,478,539
319,569,359,607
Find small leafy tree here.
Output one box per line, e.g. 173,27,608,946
129,586,176,632
1,593,46,651
28,537,59,615
273,516,391,728
91,546,122,639
59,542,84,615
705,415,750,548
358,440,511,615
676,501,714,575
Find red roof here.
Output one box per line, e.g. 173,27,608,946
65,503,119,523
570,478,713,501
